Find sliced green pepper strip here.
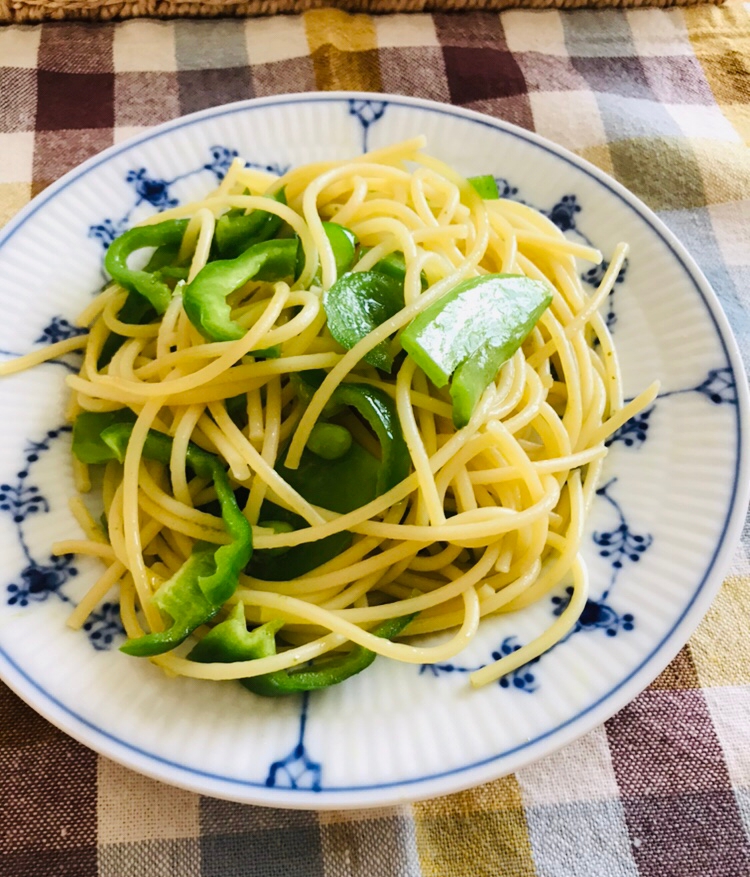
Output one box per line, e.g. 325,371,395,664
323,221,358,279
248,501,352,581
122,546,220,657
295,372,411,495
401,274,553,427
251,378,409,577
322,270,405,371
295,221,358,285
187,603,416,696
215,189,287,259
74,420,252,657
183,238,298,342
72,409,137,464
468,174,500,200
104,219,189,314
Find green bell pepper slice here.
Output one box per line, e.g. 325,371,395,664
71,414,253,657
294,221,358,285
71,409,136,464
468,175,500,200
188,603,415,696
294,372,411,496
277,440,381,516
251,378,410,579
322,270,405,371
182,238,298,342
323,221,358,279
248,501,352,581
99,242,191,368
214,189,287,259
104,219,189,314
401,274,553,428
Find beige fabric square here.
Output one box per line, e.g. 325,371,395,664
0,132,34,184
530,91,608,152
374,14,439,49
113,21,177,73
114,126,150,145
0,26,41,69
626,9,694,56
721,103,750,146
97,757,200,843
664,103,742,142
503,11,567,57
0,182,31,229
244,16,310,66
516,725,621,806
709,200,750,267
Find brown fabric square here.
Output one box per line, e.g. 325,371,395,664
641,56,719,105
0,684,58,747
0,847,97,877
177,67,254,117
379,47,451,104
115,71,180,128
0,68,37,133
571,56,653,99
0,736,97,853
618,792,750,877
606,689,733,797
433,11,508,51
32,127,113,194
648,645,701,690
465,95,534,131
36,70,114,131
251,57,317,99
443,47,526,105
38,22,114,74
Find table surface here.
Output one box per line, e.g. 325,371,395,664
1,6,749,876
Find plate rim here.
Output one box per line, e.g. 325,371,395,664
0,91,747,809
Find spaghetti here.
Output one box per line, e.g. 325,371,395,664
0,137,657,692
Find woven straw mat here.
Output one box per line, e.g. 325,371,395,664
0,0,725,24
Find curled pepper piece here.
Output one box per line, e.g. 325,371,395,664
215,189,287,259
104,219,189,314
99,243,189,368
182,238,298,342
71,416,253,657
188,603,416,696
289,373,411,497
401,274,553,427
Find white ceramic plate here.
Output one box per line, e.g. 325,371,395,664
0,93,747,809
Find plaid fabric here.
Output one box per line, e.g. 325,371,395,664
1,7,750,875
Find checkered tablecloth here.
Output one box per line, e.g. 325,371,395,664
1,6,750,876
